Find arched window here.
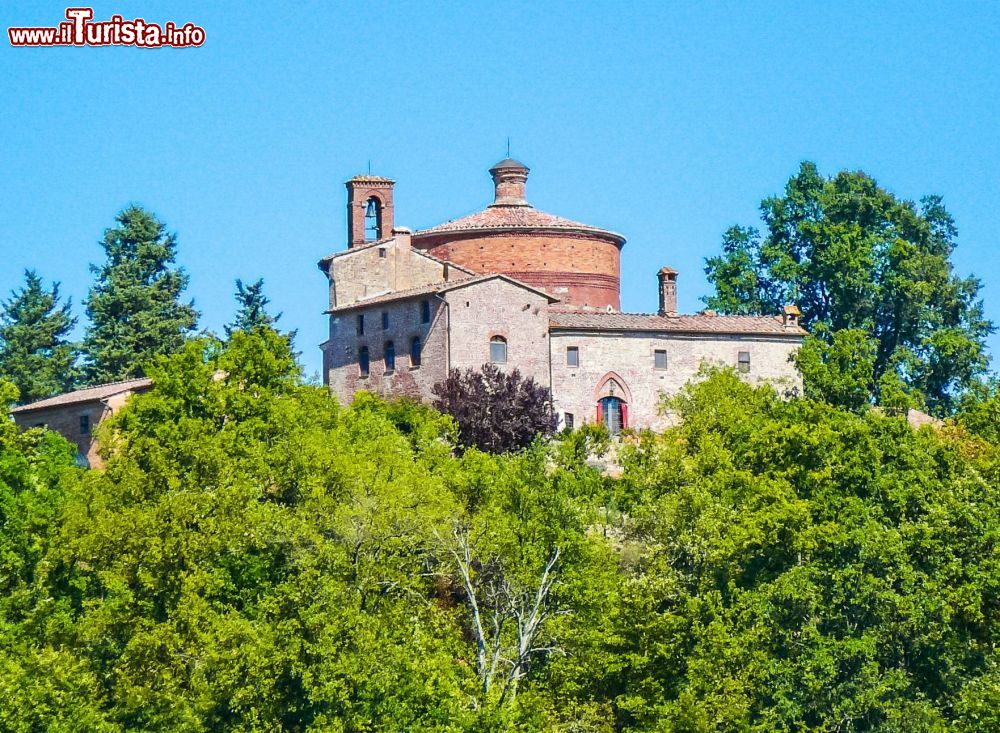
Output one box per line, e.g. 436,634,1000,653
410,336,422,367
384,340,395,373
359,346,370,377
364,197,381,241
420,300,431,324
490,335,507,364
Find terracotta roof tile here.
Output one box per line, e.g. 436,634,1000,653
549,310,806,337
415,204,626,245
328,278,476,312
11,377,153,413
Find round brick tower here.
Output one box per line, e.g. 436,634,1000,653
412,159,626,309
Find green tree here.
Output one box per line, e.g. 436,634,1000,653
793,325,876,411
705,162,993,413
81,206,198,384
603,369,1000,730
0,270,77,404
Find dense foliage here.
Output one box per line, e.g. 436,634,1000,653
0,270,77,404
81,206,199,384
1,332,997,731
433,364,556,454
704,162,993,414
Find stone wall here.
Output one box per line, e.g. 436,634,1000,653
325,234,449,308
323,294,448,404
443,279,552,389
11,388,142,469
549,330,803,431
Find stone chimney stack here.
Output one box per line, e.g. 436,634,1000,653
782,304,802,328
489,158,529,206
346,175,395,248
658,267,678,315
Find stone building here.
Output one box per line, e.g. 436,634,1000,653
9,378,152,468
320,159,805,431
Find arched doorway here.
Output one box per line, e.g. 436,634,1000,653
598,395,627,434
594,373,630,434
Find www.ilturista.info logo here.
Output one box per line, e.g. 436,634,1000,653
8,7,205,48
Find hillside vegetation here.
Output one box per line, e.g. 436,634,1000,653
1,331,997,731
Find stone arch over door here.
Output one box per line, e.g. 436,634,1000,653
593,371,633,405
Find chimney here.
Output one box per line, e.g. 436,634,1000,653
346,175,395,248
391,226,411,250
782,304,802,328
389,227,412,290
657,267,678,315
489,158,530,206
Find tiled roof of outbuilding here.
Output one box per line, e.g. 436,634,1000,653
10,377,153,413
415,205,626,245
549,310,806,337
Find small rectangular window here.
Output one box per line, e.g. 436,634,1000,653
738,351,751,373
79,414,90,435
356,314,365,336
566,346,579,367
490,337,507,364
564,412,575,430
654,349,667,370
382,312,389,330
420,300,431,324
378,247,387,258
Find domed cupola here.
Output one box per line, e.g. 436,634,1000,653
412,159,626,310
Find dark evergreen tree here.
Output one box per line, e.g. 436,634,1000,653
0,270,77,404
81,206,198,383
705,162,993,413
225,278,279,337
432,363,556,453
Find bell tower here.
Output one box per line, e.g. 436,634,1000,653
346,175,395,248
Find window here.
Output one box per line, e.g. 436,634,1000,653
420,300,431,324
654,349,667,370
79,414,90,435
410,336,422,368
356,313,365,336
378,247,387,258
364,197,381,241
738,351,751,373
564,412,575,430
384,341,395,373
381,311,389,330
566,346,579,367
359,346,370,377
490,335,507,364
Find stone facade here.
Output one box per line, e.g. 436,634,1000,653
550,329,802,432
442,278,552,387
10,378,152,468
321,256,557,404
321,158,807,432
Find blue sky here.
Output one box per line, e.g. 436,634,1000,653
2,1,998,377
